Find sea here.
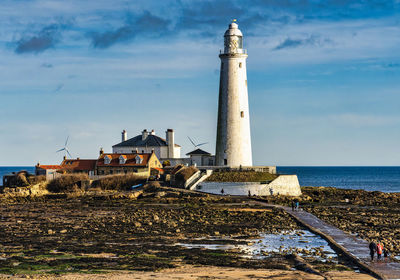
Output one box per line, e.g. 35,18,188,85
279,166,400,193
0,166,399,193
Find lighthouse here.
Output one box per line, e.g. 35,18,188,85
215,21,253,167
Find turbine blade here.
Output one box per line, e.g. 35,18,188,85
187,136,196,147
56,148,65,153
66,149,72,158
197,142,208,147
65,136,69,147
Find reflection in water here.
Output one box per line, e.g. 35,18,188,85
177,230,338,262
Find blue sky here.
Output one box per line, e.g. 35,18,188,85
1,0,400,166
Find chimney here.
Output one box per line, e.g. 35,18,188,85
122,130,127,142
150,129,155,135
99,147,104,156
63,156,66,160
142,129,149,141
166,129,175,158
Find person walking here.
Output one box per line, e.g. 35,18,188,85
295,200,299,211
291,200,295,211
221,188,224,195
377,242,383,261
369,241,377,261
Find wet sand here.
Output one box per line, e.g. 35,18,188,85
0,265,375,280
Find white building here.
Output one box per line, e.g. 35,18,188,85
112,129,181,162
215,21,253,167
186,148,215,167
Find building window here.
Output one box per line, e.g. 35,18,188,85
240,111,244,118
135,155,143,164
239,62,242,68
109,170,113,174
119,155,127,164
104,156,112,164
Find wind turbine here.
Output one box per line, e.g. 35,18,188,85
187,136,208,149
56,136,72,158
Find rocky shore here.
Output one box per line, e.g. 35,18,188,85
300,187,400,256
0,185,367,278
261,186,400,256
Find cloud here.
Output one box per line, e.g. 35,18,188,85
15,24,63,54
90,11,170,48
273,34,332,50
41,63,53,68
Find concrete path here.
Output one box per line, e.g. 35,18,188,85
274,204,400,280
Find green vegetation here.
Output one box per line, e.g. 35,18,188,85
206,171,277,182
174,166,199,187
46,174,89,193
92,174,146,191
26,175,46,185
5,172,46,188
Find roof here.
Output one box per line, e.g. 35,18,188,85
60,159,97,172
36,165,61,170
113,134,181,148
97,153,152,167
151,167,164,173
186,148,211,156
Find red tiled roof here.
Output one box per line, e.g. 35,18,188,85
151,167,164,173
37,165,61,170
60,159,97,172
97,153,151,167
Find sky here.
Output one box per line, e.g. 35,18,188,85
1,0,400,166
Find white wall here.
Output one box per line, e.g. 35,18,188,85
198,175,301,196
216,54,252,167
113,146,180,160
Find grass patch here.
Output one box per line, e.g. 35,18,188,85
92,174,147,191
173,166,199,187
206,171,277,182
47,174,89,193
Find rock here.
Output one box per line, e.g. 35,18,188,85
60,229,67,234
155,192,166,198
134,222,142,228
48,229,54,235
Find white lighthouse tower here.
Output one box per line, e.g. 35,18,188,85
215,20,253,167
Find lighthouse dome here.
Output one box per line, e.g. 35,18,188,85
224,22,243,37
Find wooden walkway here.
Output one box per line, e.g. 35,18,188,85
261,202,400,280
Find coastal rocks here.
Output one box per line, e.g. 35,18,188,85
303,188,400,255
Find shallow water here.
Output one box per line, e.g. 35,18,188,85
177,229,337,262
